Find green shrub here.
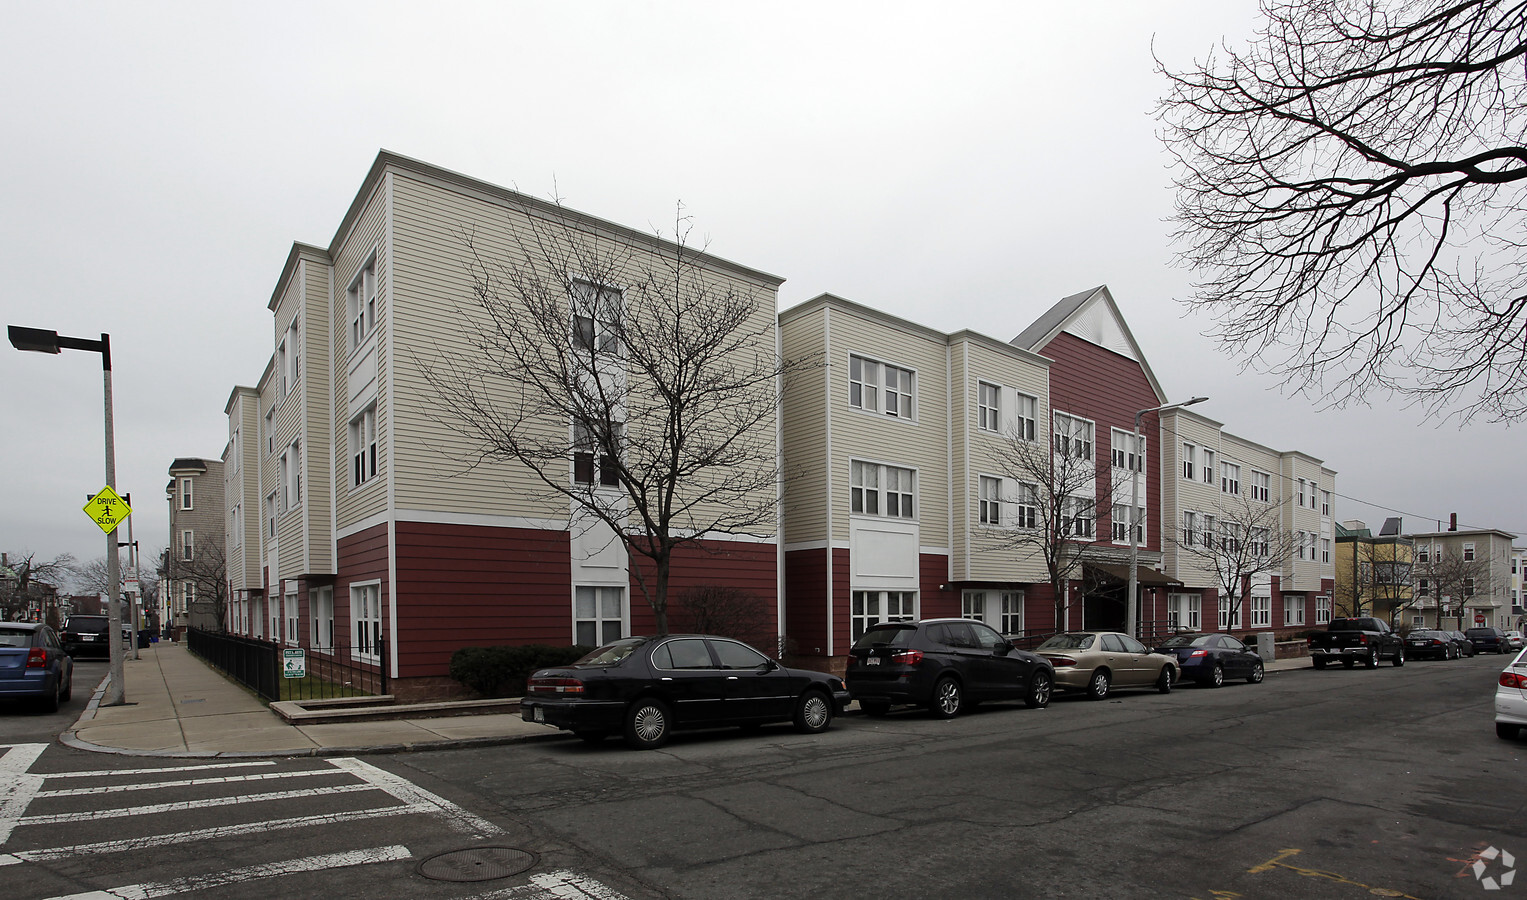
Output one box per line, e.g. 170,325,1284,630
449,644,590,697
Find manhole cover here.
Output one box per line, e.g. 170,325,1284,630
416,846,538,882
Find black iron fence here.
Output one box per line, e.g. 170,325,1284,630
187,628,388,703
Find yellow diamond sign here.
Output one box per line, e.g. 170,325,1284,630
83,486,132,534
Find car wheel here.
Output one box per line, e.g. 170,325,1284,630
1025,670,1053,709
623,698,672,750
1312,657,1327,670
573,730,608,744
1392,650,1405,667
929,676,963,719
1364,651,1380,669
859,700,890,717
1248,661,1264,684
40,679,61,714
793,690,833,734
1207,664,1225,688
1498,722,1520,740
1156,666,1174,694
1086,668,1110,701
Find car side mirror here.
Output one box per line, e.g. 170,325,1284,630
757,660,779,673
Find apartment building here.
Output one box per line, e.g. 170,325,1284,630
1333,518,1413,624
1513,547,1525,629
223,151,784,699
224,382,264,637
165,457,225,635
1407,525,1518,630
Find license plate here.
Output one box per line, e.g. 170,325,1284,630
866,657,880,666
533,707,544,723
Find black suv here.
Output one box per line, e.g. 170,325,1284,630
62,615,112,658
1466,627,1509,654
845,618,1054,718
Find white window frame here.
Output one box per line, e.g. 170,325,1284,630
1297,478,1307,508
851,459,916,519
351,581,382,662
1201,448,1215,485
977,381,1000,434
285,589,299,647
1316,595,1332,624
1014,481,1038,529
1182,442,1195,481
1250,471,1271,503
1284,595,1306,626
962,590,988,623
350,405,378,488
1221,462,1240,495
312,586,333,651
1321,490,1332,517
1062,495,1095,539
1418,578,1430,598
1464,542,1476,561
1112,504,1144,545
1218,595,1241,629
1111,429,1145,473
281,440,301,513
848,353,915,420
1250,527,1269,558
179,477,194,510
1167,593,1202,630
1249,595,1271,628
1321,538,1331,564
348,257,377,353
850,590,916,642
1013,393,1037,442
979,475,1002,526
571,279,623,355
1183,511,1197,548
574,585,625,647
1000,591,1024,634
181,529,194,561
265,490,277,539
1053,412,1094,462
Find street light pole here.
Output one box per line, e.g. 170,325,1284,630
9,325,127,705
1126,396,1209,639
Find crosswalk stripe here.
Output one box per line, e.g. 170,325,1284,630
41,844,413,899
20,783,375,825
0,744,48,844
42,761,277,779
39,769,336,797
328,757,503,837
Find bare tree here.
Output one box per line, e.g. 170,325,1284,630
1158,0,1527,421
424,203,811,635
1173,496,1300,625
170,537,229,631
70,555,112,597
1411,544,1492,628
1334,540,1415,620
669,586,776,650
0,551,74,622
983,419,1120,632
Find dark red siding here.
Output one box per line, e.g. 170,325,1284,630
628,540,779,641
785,548,830,655
920,554,957,619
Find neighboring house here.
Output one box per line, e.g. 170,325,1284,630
165,458,226,635
223,151,783,700
224,382,264,639
1333,518,1413,624
779,294,1052,672
1512,547,1525,629
1407,524,1518,630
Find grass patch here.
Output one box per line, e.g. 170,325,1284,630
278,674,373,702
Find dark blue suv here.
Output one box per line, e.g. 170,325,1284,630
845,619,1054,718
1467,627,1509,654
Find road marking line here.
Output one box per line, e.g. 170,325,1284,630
471,870,632,900
20,783,375,825
327,757,503,838
40,844,413,899
0,744,48,844
39,769,335,797
42,761,277,779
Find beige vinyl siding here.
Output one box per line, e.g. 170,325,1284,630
331,187,390,530
271,271,307,578
301,260,334,574
1280,452,1327,591
225,389,263,591
258,362,279,586
828,313,949,549
780,307,829,545
957,338,1051,583
1162,412,1225,589
386,173,780,531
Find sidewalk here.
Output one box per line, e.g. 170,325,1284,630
60,642,1315,759
62,642,561,758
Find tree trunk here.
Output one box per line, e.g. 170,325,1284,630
653,551,671,636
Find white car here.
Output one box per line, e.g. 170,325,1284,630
1495,647,1527,739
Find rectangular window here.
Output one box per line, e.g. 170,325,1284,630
1250,471,1271,503
179,477,194,510
1464,577,1475,597
1202,514,1215,551
572,421,622,488
574,586,624,647
1417,545,1430,564
1001,591,1024,634
1220,462,1240,495
183,582,195,608
1249,596,1271,627
270,593,281,643
1201,448,1215,484
978,382,1000,433
1218,596,1241,629
850,590,916,642
1111,429,1145,473
312,587,333,650
1321,538,1331,564
1062,495,1095,538
851,460,915,519
1321,490,1331,517
1014,393,1037,442
1297,478,1307,508
1284,595,1306,626
280,316,301,397
181,530,194,561
351,583,382,661
1464,542,1476,561
281,440,301,512
265,491,277,538
1113,505,1144,544
848,354,914,419
1182,443,1196,481
265,408,274,455
1014,482,1038,529
1220,521,1240,554
348,260,377,351
962,590,988,623
979,475,1002,525
351,405,377,488
1316,595,1332,624
571,279,623,354
1250,527,1269,558
1183,511,1197,547
1053,413,1094,462
285,589,299,647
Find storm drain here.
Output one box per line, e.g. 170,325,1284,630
416,846,538,882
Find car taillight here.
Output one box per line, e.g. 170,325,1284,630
1500,672,1527,689
1431,640,1443,646
1047,655,1078,668
1356,635,1369,644
27,648,48,668
1306,636,1315,646
889,649,924,665
1189,649,1208,658
528,677,584,694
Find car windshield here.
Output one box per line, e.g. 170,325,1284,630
1158,634,1212,648
1410,631,1440,638
0,628,33,648
1038,633,1095,651
852,626,915,650
574,638,645,667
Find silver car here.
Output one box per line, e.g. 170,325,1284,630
1036,631,1178,700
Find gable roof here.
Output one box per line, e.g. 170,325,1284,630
1010,284,1167,404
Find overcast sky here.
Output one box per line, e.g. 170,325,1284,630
2,1,1519,583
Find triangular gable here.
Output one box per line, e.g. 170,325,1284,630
1011,284,1167,404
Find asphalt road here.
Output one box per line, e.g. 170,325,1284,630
2,653,1522,899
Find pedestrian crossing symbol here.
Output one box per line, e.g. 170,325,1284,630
283,648,307,679
83,486,131,534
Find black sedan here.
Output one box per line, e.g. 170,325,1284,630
1405,629,1458,660
844,618,1054,718
1446,631,1476,657
0,622,74,712
1153,632,1264,687
521,634,849,750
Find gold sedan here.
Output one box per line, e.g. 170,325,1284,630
1035,632,1178,700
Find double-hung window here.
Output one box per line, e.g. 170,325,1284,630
179,477,194,510
1014,482,1038,528
977,382,1000,433
285,589,299,646
1322,491,1331,517
1113,505,1144,544
1297,479,1307,507
574,586,624,646
350,405,377,488
1218,596,1241,629
1316,595,1332,624
265,491,277,538
850,590,916,641
1111,429,1144,473
1464,542,1476,561
851,460,915,519
573,421,622,487
1284,595,1306,626
1182,442,1196,480
1062,495,1094,538
1168,594,1201,630
1250,471,1270,502
978,476,1002,525
352,583,382,661
1464,577,1476,598
1321,538,1331,563
1201,449,1216,485
280,440,301,512
1013,393,1037,441
312,587,333,650
1250,528,1269,558
181,529,194,561
1219,521,1240,554
849,354,915,419
1220,462,1240,495
1053,413,1094,461
1202,514,1216,551
1249,596,1271,627
571,279,623,354
348,259,376,352
1183,511,1197,547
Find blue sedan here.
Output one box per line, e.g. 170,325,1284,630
0,623,74,712
1153,632,1264,688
